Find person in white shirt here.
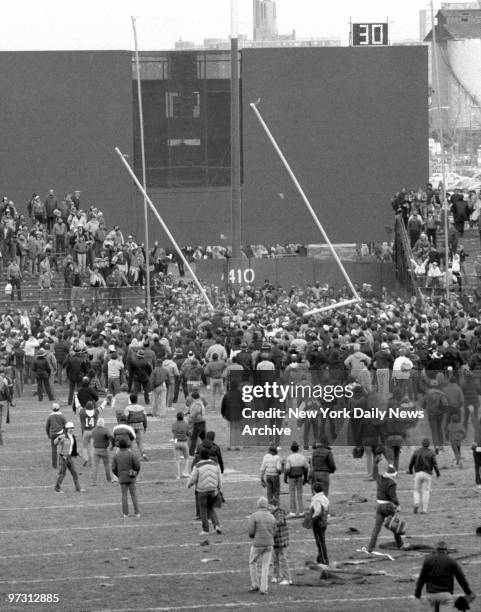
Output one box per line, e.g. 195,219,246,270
392,347,413,397
54,422,84,493
24,333,39,385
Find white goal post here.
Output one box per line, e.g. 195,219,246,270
250,101,361,317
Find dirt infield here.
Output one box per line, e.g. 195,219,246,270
1,387,481,612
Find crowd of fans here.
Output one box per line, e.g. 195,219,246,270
1,184,480,605
0,187,390,308
393,183,481,292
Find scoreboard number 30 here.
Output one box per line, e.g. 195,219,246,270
352,23,388,46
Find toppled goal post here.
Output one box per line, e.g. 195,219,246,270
250,100,361,316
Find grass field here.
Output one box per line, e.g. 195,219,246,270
1,386,481,612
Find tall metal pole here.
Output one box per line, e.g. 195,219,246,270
115,148,215,312
430,0,450,299
230,0,242,260
250,101,361,306
132,16,151,312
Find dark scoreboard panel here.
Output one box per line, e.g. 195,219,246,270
241,46,428,244
352,23,389,46
0,51,135,234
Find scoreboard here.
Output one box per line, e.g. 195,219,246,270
352,23,389,46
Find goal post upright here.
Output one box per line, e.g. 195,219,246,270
114,147,215,313
249,101,361,315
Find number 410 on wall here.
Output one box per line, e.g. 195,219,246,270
227,268,255,284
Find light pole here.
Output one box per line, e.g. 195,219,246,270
469,105,481,160
428,106,449,175
430,0,449,298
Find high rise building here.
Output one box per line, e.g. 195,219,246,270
253,0,278,41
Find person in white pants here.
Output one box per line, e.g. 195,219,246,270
408,438,440,514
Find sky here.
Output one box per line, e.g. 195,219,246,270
0,0,448,51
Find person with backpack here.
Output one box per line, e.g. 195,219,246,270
111,438,141,517
79,400,100,468
421,379,450,452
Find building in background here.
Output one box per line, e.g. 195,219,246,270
174,0,340,51
253,0,278,41
425,4,481,159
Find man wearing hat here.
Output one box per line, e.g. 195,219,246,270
247,497,276,595
45,403,67,468
373,342,394,402
415,541,475,610
53,422,85,493
32,348,54,402
408,438,440,514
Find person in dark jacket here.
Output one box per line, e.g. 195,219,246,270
45,403,66,468
415,541,475,610
382,391,410,471
65,346,89,405
129,348,152,405
309,437,336,496
112,423,136,448
422,380,449,452
32,348,54,401
366,456,405,553
408,438,440,514
191,430,224,520
220,380,245,450
90,417,114,485
53,334,70,385
469,407,481,486
77,377,99,410
111,439,141,517
309,482,330,566
193,430,224,473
